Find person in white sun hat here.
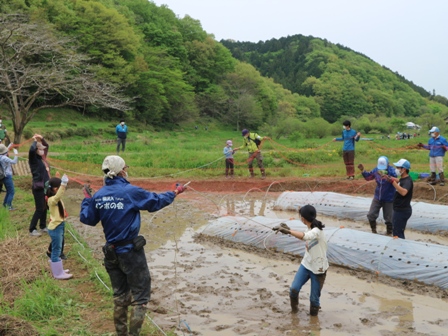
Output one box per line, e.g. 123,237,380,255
80,155,188,336
223,139,238,178
417,126,448,186
0,143,18,210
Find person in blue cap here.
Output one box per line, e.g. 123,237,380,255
386,159,413,239
417,126,448,186
358,156,397,235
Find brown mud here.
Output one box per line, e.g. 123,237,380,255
65,177,448,336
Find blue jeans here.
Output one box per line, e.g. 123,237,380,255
2,175,15,208
290,264,326,307
48,222,65,262
392,208,412,239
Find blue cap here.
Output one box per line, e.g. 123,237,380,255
377,156,388,170
242,129,249,136
393,159,411,169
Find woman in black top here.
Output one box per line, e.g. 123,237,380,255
387,159,413,239
28,134,50,236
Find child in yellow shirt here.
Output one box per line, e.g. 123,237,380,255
46,175,72,280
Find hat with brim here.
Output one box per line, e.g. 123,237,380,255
0,144,7,155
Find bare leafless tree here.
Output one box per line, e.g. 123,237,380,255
0,14,130,143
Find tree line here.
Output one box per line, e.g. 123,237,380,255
1,0,447,143
221,35,448,122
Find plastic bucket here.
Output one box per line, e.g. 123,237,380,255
409,172,419,181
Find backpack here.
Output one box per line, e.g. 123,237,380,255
248,134,261,148
0,161,5,181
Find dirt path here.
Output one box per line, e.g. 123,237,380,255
65,178,448,336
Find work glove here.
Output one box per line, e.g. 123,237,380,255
417,143,424,148
386,175,398,184
357,164,364,171
82,184,93,198
13,148,18,155
61,174,69,186
272,223,291,235
175,183,188,195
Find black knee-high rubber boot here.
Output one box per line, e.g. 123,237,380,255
129,304,147,336
290,296,299,313
369,220,377,234
114,305,129,336
310,305,320,316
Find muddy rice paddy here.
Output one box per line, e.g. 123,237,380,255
65,178,448,335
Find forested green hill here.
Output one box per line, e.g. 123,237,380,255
1,0,447,142
221,35,448,122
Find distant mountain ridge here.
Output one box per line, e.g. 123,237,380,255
221,35,443,122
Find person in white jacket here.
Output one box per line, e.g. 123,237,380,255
273,205,329,316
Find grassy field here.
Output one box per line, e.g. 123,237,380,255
0,178,177,336
0,108,437,334
12,108,432,181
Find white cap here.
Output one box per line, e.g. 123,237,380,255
226,140,233,146
102,155,126,179
377,156,388,170
393,159,411,169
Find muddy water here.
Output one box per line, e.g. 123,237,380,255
65,190,448,336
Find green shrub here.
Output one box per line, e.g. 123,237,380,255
23,128,34,140
78,127,94,137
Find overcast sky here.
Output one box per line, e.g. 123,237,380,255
154,0,448,98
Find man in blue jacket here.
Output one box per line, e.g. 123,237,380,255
333,120,361,180
80,155,187,336
417,126,448,186
358,156,397,235
116,119,128,154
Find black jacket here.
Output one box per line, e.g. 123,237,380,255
29,139,50,190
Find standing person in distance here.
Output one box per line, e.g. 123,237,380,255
29,134,50,236
116,119,128,154
238,129,269,179
223,140,238,179
333,120,361,180
80,155,188,336
417,126,448,186
358,156,397,235
46,175,72,280
273,205,329,316
0,144,18,210
0,118,9,193
386,159,413,239
0,117,9,145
